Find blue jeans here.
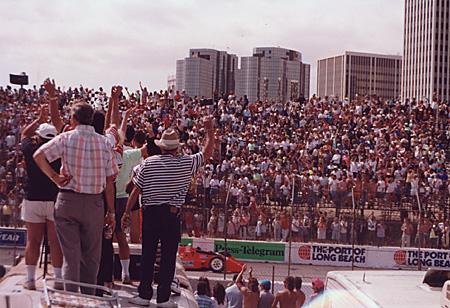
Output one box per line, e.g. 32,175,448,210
138,206,181,303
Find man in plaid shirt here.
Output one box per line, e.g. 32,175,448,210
34,102,119,291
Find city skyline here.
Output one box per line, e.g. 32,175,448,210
1,0,403,96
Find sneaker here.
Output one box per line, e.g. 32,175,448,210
23,280,36,290
157,299,178,308
122,275,132,285
171,277,181,295
129,296,150,306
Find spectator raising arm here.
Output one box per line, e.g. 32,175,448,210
21,106,49,140
104,85,122,134
44,78,64,133
119,105,137,145
202,116,215,162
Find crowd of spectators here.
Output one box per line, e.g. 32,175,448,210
188,204,449,249
1,82,450,248
194,269,309,308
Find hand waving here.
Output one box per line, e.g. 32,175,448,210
203,115,213,131
111,86,123,100
43,78,56,97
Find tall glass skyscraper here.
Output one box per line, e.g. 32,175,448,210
402,0,450,101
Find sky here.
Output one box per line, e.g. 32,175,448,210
1,0,404,95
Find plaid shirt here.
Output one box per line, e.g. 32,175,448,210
40,125,119,194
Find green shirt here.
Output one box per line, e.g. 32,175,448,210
115,149,142,199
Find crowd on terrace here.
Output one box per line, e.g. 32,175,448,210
1,82,450,248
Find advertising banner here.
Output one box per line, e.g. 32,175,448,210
180,238,193,246
0,228,27,247
291,243,368,266
391,249,450,269
214,240,285,261
183,237,450,270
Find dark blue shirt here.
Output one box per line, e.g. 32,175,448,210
21,137,60,201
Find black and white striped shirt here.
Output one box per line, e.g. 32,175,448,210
133,153,203,207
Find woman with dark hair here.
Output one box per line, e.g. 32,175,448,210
196,280,215,308
212,282,226,308
198,276,212,297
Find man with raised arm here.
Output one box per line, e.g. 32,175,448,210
123,116,215,308
236,264,260,308
21,105,63,290
34,86,118,292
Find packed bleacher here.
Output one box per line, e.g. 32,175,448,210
1,83,450,249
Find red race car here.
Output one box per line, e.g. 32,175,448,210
178,245,244,273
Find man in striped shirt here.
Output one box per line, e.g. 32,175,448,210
123,116,215,308
34,102,119,292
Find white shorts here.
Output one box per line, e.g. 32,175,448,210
22,200,55,223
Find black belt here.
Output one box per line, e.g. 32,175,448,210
144,204,181,216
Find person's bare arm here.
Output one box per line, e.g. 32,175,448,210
119,106,137,144
271,293,280,308
104,175,116,230
33,150,72,187
122,185,142,229
202,116,215,162
43,78,64,133
145,121,154,138
104,89,113,132
125,175,135,195
139,144,148,158
111,86,122,128
21,106,49,140
125,87,131,98
236,264,247,291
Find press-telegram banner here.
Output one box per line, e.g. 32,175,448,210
180,238,193,246
214,240,285,261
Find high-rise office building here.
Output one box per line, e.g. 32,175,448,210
176,49,238,99
317,51,402,101
402,0,450,102
238,47,310,102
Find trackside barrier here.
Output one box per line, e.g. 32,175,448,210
182,237,450,270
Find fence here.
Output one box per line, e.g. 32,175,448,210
183,182,450,250
180,180,450,287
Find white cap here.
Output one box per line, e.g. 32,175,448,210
36,123,58,139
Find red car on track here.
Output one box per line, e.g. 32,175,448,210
178,245,244,273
